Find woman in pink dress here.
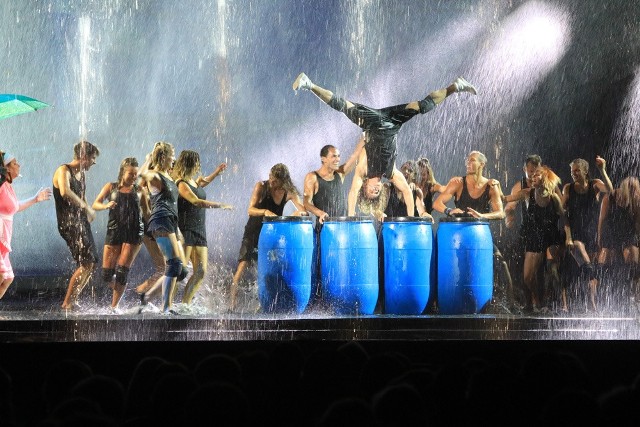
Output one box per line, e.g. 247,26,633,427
0,152,52,299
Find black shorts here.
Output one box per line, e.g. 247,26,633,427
59,221,99,265
237,235,259,263
182,229,207,247
105,226,143,246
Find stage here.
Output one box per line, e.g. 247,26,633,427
1,279,639,343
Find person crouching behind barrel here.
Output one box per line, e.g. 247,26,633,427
230,163,306,312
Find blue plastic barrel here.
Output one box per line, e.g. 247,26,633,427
321,217,378,315
437,217,493,314
258,216,314,313
382,217,434,315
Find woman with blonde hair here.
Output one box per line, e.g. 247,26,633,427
504,165,569,312
173,150,233,305
597,176,640,306
139,142,187,313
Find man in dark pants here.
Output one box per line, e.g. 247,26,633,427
293,72,477,218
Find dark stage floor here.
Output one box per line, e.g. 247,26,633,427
1,276,639,343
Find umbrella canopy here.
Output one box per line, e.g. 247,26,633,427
0,94,51,120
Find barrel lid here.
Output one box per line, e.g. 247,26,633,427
384,216,433,223
262,216,313,223
325,216,373,223
439,215,489,224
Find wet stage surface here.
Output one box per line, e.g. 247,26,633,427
1,283,639,343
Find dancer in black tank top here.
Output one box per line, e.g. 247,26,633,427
303,142,363,310
230,163,306,311
173,150,233,305
139,142,187,314
561,156,613,312
303,140,363,224
92,157,145,312
433,151,516,314
379,160,430,219
52,141,100,310
433,151,504,220
292,71,478,218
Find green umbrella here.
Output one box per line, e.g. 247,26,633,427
0,94,51,120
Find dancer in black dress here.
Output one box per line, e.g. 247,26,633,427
173,150,233,305
505,166,568,312
52,141,100,310
92,157,144,311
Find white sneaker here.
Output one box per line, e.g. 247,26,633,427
292,72,313,92
454,77,477,95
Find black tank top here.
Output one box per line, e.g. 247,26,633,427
566,180,598,231
312,172,346,217
107,183,143,233
242,181,288,239
422,184,434,214
149,173,178,222
53,164,86,229
525,189,559,232
177,180,207,234
455,177,491,213
385,186,419,217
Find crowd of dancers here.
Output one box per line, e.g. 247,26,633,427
1,72,639,315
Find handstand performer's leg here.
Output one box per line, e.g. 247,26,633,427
293,72,355,109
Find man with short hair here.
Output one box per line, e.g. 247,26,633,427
303,136,364,223
433,150,514,313
303,136,364,309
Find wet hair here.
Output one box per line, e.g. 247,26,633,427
117,157,139,187
416,157,436,187
73,141,100,160
320,145,336,158
525,154,542,167
614,176,640,216
357,180,389,216
537,165,561,197
149,141,174,171
173,150,201,181
269,163,299,196
0,152,9,183
400,160,418,185
570,158,589,177
469,150,487,165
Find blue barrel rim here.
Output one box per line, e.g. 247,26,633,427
439,216,489,224
384,216,433,223
262,216,313,223
325,216,373,223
